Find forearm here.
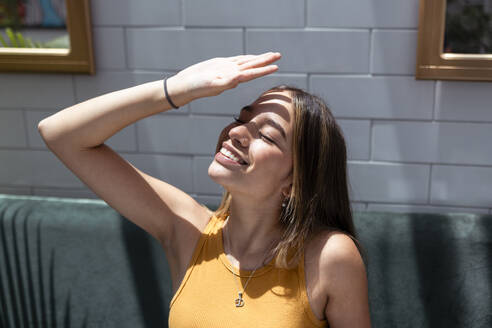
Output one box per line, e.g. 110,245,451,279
38,53,281,150
38,77,187,149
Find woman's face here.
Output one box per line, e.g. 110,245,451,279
208,90,294,201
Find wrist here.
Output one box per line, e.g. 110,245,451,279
165,74,194,108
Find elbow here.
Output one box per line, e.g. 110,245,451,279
37,118,51,143
38,118,60,147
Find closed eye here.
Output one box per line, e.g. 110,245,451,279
259,132,275,144
232,115,276,145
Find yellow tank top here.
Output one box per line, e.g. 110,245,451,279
168,214,329,328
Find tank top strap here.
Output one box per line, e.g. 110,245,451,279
169,213,223,309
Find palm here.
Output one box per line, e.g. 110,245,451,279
175,52,281,100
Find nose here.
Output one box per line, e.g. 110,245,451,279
228,124,250,148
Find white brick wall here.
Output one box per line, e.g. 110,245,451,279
0,0,491,214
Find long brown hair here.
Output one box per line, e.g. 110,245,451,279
214,85,364,269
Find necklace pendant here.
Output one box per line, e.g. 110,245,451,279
235,292,245,307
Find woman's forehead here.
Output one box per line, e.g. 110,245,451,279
246,91,293,123
254,90,292,107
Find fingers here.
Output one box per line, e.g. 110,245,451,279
230,55,256,63
237,65,279,83
230,52,281,65
238,52,281,69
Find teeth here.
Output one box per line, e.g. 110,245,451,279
220,147,241,163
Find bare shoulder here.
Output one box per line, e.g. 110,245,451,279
313,230,371,327
319,231,365,269
306,230,367,289
308,230,363,263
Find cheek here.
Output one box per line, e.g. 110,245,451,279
252,145,292,174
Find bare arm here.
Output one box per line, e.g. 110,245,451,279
38,53,281,250
322,233,372,328
38,79,175,150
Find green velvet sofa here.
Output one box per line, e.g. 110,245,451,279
1,193,491,328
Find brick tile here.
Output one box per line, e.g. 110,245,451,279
138,115,232,155
92,27,126,70
126,29,243,70
0,186,31,196
310,76,434,119
367,203,489,215
0,74,74,109
0,150,84,187
91,0,181,26
121,153,193,193
348,162,430,203
436,81,492,122
246,30,370,73
431,165,492,207
373,121,492,165
184,0,303,27
338,119,370,160
307,0,419,28
371,30,418,75
0,109,27,147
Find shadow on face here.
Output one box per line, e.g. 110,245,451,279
215,91,294,154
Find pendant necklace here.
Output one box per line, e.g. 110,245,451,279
223,216,277,307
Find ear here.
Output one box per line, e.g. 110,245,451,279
281,183,292,198
280,169,293,198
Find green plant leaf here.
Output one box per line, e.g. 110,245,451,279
44,35,69,49
6,27,18,47
0,32,7,47
15,31,26,48
25,37,34,48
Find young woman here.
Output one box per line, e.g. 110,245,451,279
38,52,371,327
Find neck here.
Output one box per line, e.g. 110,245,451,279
222,194,284,263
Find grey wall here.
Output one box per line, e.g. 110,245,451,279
1,0,491,214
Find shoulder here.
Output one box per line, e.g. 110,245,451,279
305,229,367,298
315,230,366,288
311,230,371,327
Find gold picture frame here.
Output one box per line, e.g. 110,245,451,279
416,0,492,81
0,0,94,74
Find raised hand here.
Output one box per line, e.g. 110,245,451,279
167,52,281,106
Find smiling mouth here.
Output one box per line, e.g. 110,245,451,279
219,147,248,165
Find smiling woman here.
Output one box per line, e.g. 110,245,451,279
37,52,371,328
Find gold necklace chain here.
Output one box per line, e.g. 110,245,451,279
223,216,277,307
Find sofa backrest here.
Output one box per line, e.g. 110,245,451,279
355,211,492,328
0,194,172,328
1,194,491,328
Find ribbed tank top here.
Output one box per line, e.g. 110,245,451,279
168,214,328,328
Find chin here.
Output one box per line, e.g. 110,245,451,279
208,159,241,193
208,160,230,186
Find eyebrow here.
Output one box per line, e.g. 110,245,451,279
240,106,287,140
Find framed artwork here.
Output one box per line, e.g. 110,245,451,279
0,0,94,74
416,0,492,81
